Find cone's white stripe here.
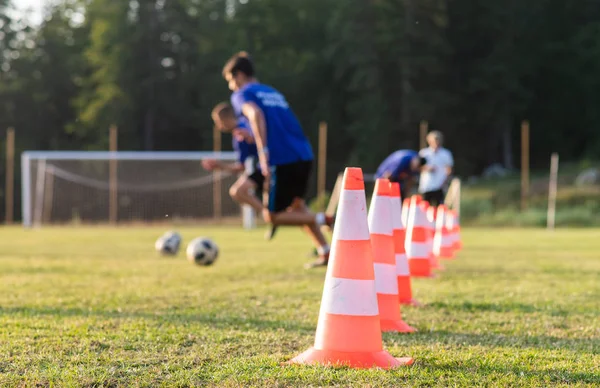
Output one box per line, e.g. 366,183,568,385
442,235,453,247
319,277,379,316
413,207,429,228
406,242,429,258
390,195,405,229
368,195,393,236
395,254,410,275
333,189,371,241
373,263,398,294
401,206,409,226
433,232,443,255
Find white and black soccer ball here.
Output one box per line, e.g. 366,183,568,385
155,231,182,256
186,237,219,266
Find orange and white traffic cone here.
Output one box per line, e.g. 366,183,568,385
390,182,421,307
288,168,413,369
368,179,415,333
445,209,461,254
425,204,444,271
433,205,454,259
401,198,411,227
405,196,433,278
451,210,463,251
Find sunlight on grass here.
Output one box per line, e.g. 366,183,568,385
0,227,598,386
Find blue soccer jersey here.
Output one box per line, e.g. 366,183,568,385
231,83,314,166
231,120,258,166
375,150,418,181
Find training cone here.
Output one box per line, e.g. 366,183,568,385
452,210,463,251
368,179,415,333
288,168,413,369
433,205,454,259
405,196,433,278
401,198,411,227
390,183,421,307
425,205,444,271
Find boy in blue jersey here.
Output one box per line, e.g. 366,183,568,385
375,150,427,199
222,51,334,268
202,102,264,214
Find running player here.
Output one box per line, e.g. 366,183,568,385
222,51,333,267
202,102,264,215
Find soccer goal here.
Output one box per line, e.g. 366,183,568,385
21,151,256,228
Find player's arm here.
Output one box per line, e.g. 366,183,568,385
242,102,269,174
202,159,244,173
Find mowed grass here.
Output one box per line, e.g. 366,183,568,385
0,226,598,387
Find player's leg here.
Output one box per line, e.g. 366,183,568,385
263,162,334,229
249,171,279,241
263,161,331,267
229,174,263,213
288,199,332,268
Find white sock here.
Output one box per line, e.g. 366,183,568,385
315,212,326,226
317,245,330,255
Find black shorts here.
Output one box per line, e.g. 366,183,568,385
247,170,265,191
267,160,312,213
422,189,445,207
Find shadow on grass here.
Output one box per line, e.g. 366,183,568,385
423,358,600,385
388,330,599,353
0,306,315,333
428,300,570,315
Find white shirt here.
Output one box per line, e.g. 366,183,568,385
418,147,454,193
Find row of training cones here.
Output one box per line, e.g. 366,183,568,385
404,194,462,278
288,167,463,369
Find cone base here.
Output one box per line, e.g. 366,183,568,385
380,319,416,333
288,347,414,369
409,260,433,278
438,247,455,259
432,262,445,271
400,298,423,307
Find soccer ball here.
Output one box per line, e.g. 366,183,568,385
155,231,182,256
186,237,219,266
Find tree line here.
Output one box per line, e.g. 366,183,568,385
1,0,600,220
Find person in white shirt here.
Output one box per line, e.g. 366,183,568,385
418,130,454,207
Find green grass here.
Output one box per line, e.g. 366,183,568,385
0,226,599,387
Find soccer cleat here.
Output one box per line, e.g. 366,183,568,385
304,251,329,269
306,248,319,258
264,224,279,241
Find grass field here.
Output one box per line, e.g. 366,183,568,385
0,226,599,387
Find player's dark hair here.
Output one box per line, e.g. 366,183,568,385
419,157,428,167
222,51,255,78
211,102,235,120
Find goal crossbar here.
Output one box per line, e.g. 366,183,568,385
21,151,237,161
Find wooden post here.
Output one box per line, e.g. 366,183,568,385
325,173,344,216
213,125,222,221
547,153,559,230
317,122,328,204
5,128,14,224
521,120,530,211
109,125,118,224
42,166,55,224
419,120,428,150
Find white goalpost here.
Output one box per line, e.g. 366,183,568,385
21,151,256,228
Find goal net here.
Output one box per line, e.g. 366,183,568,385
21,151,256,227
